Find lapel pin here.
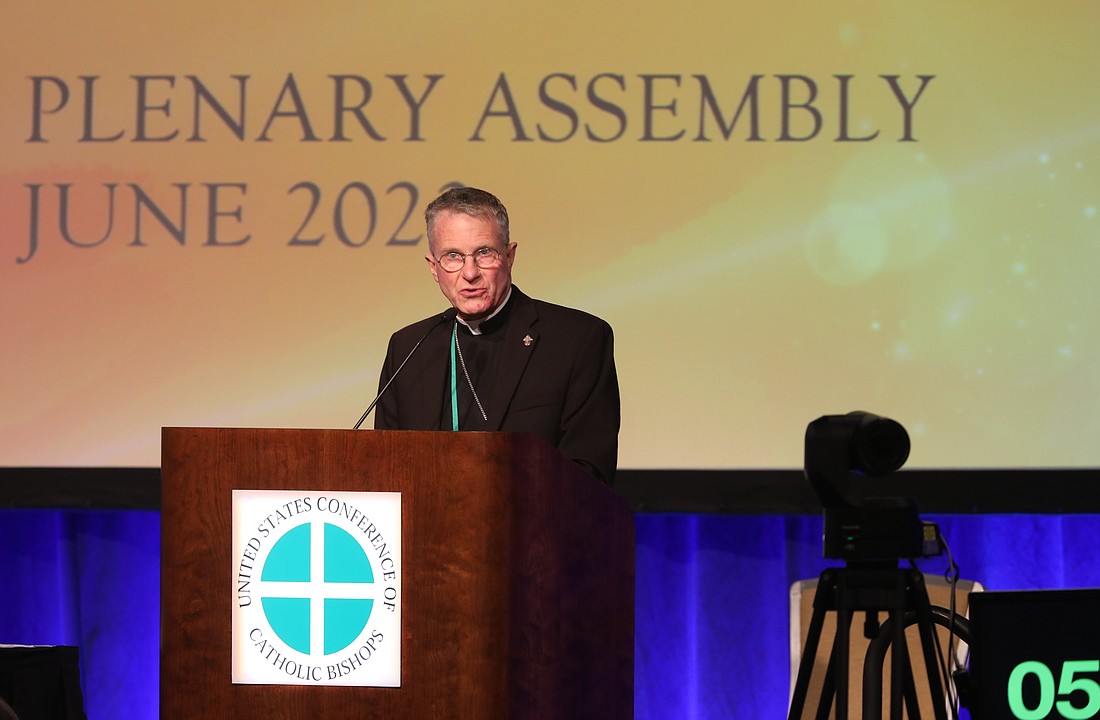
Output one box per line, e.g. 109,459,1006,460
522,334,535,347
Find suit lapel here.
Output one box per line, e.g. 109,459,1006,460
409,321,451,429
485,288,538,430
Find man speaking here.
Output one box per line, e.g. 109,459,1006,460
372,186,620,485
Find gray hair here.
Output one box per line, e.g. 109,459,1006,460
425,186,510,253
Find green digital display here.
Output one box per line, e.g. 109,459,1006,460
1007,661,1100,720
969,590,1100,720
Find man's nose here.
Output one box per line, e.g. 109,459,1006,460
461,257,481,278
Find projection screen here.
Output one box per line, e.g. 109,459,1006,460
3,1,1099,470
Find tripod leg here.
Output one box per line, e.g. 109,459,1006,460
891,603,905,720
911,579,949,720
816,652,839,720
819,604,858,720
894,569,949,720
862,571,956,720
790,579,835,720
835,597,851,720
900,657,924,720
888,616,927,720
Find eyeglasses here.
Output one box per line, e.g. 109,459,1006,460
434,246,506,273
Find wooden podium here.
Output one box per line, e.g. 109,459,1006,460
161,427,635,719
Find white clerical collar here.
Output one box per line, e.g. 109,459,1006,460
456,285,512,336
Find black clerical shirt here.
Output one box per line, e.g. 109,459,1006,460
441,303,511,431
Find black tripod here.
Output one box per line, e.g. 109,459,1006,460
787,562,956,720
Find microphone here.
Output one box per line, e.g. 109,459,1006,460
353,309,456,430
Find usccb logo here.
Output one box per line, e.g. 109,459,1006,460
231,489,401,687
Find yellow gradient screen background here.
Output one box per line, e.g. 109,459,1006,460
3,2,1099,469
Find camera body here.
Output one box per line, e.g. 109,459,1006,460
805,412,942,562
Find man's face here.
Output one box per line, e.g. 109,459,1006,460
426,211,516,321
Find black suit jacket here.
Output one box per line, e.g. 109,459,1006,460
374,287,620,484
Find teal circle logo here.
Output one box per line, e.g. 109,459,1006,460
259,522,376,656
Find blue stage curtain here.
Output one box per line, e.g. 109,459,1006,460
3,509,1098,720
0,510,160,720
